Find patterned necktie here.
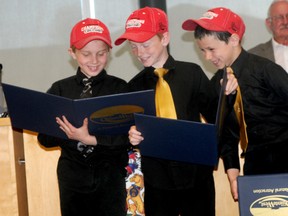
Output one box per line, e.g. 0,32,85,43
80,78,93,98
154,68,177,119
78,77,94,158
227,67,248,153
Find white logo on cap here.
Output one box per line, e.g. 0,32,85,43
126,19,145,29
201,11,218,20
82,25,103,34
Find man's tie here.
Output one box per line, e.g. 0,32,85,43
227,67,248,153
80,78,93,98
154,68,177,119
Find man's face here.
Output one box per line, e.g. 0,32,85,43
69,40,109,78
266,1,288,44
196,34,238,69
128,34,169,68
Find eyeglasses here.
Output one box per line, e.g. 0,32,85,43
269,14,288,22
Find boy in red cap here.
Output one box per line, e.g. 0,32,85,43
182,7,288,201
38,18,129,216
115,7,238,216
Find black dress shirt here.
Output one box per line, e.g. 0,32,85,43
37,68,129,192
128,55,218,189
211,49,288,173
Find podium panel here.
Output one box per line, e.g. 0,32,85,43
23,131,61,216
0,118,18,216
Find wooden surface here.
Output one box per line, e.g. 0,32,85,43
12,127,29,216
0,118,18,216
23,131,61,216
214,158,243,216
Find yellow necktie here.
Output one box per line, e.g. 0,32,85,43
227,67,248,152
154,68,177,119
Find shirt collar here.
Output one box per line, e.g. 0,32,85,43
146,55,176,74
229,48,248,78
272,38,288,48
76,67,107,85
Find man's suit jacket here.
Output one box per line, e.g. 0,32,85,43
248,40,275,62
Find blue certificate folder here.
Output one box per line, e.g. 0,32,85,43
237,174,288,216
2,83,155,139
132,68,229,166
134,113,218,166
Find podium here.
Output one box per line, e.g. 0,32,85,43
0,118,27,216
0,118,60,216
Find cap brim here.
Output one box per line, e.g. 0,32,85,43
182,19,226,32
114,31,156,46
182,19,198,31
74,35,112,49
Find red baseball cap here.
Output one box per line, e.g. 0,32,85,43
114,7,168,46
70,18,112,49
182,7,245,40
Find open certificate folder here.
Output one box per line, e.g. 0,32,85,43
134,68,229,166
134,113,218,166
237,173,288,216
2,83,155,139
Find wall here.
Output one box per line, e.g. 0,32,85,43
1,0,272,94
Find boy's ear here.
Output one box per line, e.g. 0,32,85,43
230,33,241,46
68,48,77,59
162,32,170,46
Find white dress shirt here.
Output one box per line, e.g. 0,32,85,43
273,39,288,73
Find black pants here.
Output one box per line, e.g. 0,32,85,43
58,162,127,216
144,177,215,216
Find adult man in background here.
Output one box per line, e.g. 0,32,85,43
249,0,288,72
